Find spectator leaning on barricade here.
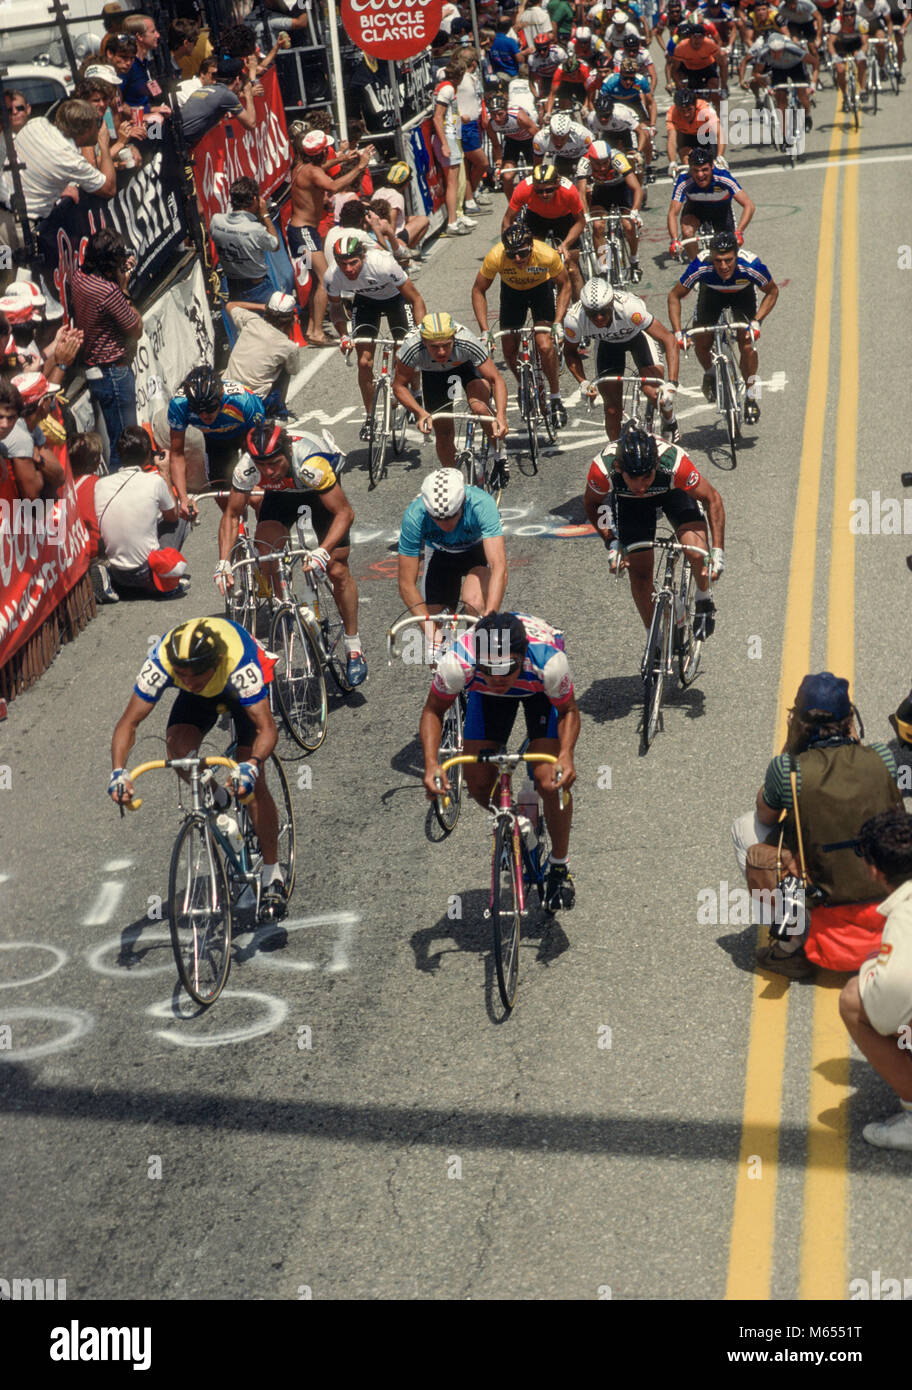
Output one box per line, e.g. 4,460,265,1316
11,372,69,460
119,13,169,113
14,100,117,227
839,811,912,1152
73,69,146,170
167,18,201,81
210,178,281,308
71,228,142,472
0,379,63,500
92,425,189,598
731,672,903,980
179,57,257,147
225,292,302,402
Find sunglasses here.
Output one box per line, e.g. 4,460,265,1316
9,104,27,112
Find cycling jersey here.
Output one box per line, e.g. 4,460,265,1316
134,618,272,708
533,121,592,161
585,103,641,136
167,381,265,437
829,15,870,35
398,484,502,557
551,59,593,87
671,164,743,207
666,98,720,136
481,238,565,291
232,431,339,496
698,2,737,34
397,324,490,373
671,34,724,64
586,438,704,499
601,72,652,102
324,247,408,301
754,35,809,63
564,290,654,344
530,44,568,79
747,7,783,31
570,34,609,58
508,175,585,221
490,108,537,140
680,247,773,293
854,0,889,24
605,21,643,46
610,46,655,71
576,147,633,182
433,614,573,705
775,0,818,22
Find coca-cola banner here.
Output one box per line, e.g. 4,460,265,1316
341,0,445,61
193,68,291,223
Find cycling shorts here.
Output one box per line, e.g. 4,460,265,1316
694,282,758,324
770,60,809,85
424,541,488,609
464,689,559,743
590,181,635,209
500,135,535,164
498,279,557,329
833,34,864,52
422,361,483,414
259,489,351,549
167,689,257,747
684,63,720,87
351,292,412,341
596,331,660,378
525,210,575,243
787,18,818,39
682,198,735,230
613,488,704,548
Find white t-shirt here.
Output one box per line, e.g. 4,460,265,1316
324,247,407,300
14,117,107,222
434,81,462,145
519,4,555,40
94,467,175,572
858,880,912,1036
378,187,407,234
457,69,484,121
508,77,540,119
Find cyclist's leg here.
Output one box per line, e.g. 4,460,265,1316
692,285,723,375
421,363,459,466
309,496,358,637
669,505,711,591
255,492,298,592
596,338,625,440
498,283,525,383
456,542,492,617
522,696,572,860
531,280,559,393
465,373,497,444
617,495,659,627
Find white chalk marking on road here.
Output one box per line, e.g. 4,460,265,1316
654,152,912,185
0,943,68,990
147,991,288,1046
287,406,358,428
0,873,10,884
80,881,125,927
285,347,336,404
325,916,359,974
0,1006,94,1061
86,930,175,979
101,858,134,872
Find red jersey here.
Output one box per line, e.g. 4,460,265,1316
508,176,584,221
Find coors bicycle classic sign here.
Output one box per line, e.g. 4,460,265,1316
341,0,444,59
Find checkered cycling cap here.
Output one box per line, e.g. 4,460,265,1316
420,468,466,520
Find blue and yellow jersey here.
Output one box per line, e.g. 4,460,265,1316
133,618,273,707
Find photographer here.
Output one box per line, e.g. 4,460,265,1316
71,228,142,472
731,672,902,979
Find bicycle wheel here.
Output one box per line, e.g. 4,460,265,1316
718,358,739,467
677,559,705,687
168,819,232,1006
609,237,625,289
887,47,900,94
434,695,464,833
368,379,390,487
642,594,670,749
870,61,879,114
269,606,328,752
224,541,259,636
311,581,353,695
518,366,539,476
491,818,521,1011
535,354,557,445
532,795,551,909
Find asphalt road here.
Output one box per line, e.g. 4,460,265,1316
2,75,911,1306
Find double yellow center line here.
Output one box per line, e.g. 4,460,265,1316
725,115,862,1301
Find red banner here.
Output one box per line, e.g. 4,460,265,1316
0,445,90,667
193,68,291,223
340,0,444,60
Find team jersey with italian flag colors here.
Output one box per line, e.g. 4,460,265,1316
134,618,274,707
586,439,704,500
564,290,653,346
432,614,574,705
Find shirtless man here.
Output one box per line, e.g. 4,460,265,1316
288,129,376,347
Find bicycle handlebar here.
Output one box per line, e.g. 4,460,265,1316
386,610,480,664
122,756,240,812
623,537,711,559
436,751,567,810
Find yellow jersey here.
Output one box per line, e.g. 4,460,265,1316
480,239,564,291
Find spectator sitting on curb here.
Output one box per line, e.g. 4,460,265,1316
210,177,281,307
839,810,912,1152
92,425,189,597
225,292,302,403
374,162,430,258
0,379,63,499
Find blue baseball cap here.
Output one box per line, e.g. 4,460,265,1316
795,672,851,720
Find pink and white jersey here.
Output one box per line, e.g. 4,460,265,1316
432,614,574,705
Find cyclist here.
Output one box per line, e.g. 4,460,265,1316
697,0,739,50
473,220,572,427
856,0,893,72
324,235,427,441
667,148,755,261
504,160,586,298
614,30,658,92
215,422,367,687
600,57,659,129
545,51,595,114
575,138,644,281
886,0,908,75
654,0,687,43
393,312,510,478
487,93,539,199
669,19,729,103
667,228,778,425
168,367,266,517
564,277,681,441
529,33,569,99
108,617,289,919
749,32,814,128
741,0,788,43
584,420,725,638
421,610,579,912
397,467,507,619
532,110,593,177
775,0,823,84
604,7,644,52
666,87,725,168
827,3,870,103
587,90,651,172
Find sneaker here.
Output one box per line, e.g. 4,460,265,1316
805,113,813,130
756,942,814,980
863,1110,912,1151
544,862,575,913
701,369,716,403
260,880,288,923
464,198,489,215
90,560,119,604
630,264,643,283
744,396,760,424
445,222,471,236
693,598,715,641
346,651,368,686
476,189,493,204
359,419,371,441
456,215,478,230
552,399,568,428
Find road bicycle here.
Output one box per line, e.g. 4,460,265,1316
435,749,567,1011
843,52,861,129
624,533,712,750
586,207,635,289
192,491,269,640
387,608,479,834
346,335,409,488
124,752,295,1005
451,397,511,503
490,326,558,476
578,214,603,283
867,45,884,112
683,312,750,466
676,219,714,264
778,77,813,166
585,372,658,433
883,36,902,94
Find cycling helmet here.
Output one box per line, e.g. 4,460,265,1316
673,86,697,107
687,145,713,165
247,421,290,461
587,139,613,163
622,32,640,47
534,30,553,46
580,277,615,314
549,112,572,137
575,25,593,40
387,160,410,185
675,21,693,37
617,421,658,477
473,612,529,675
594,90,615,112
420,312,456,341
690,21,707,34
768,34,786,50
710,229,738,254
668,0,683,10
420,467,466,519
502,220,534,254
182,365,223,414
336,235,365,259
563,53,581,72
532,161,560,185
842,1,857,12
619,57,639,74
488,92,508,112
166,618,228,672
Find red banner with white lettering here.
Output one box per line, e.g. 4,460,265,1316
340,0,444,60
193,68,292,223
0,445,90,666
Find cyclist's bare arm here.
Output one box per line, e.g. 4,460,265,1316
168,427,192,517
477,356,510,431
401,277,428,321
471,272,495,332
480,535,508,614
393,360,427,421
241,695,279,762
583,479,611,535
549,697,580,792
553,267,572,321
327,292,349,339
690,474,726,549
733,187,755,235
667,280,690,331
647,317,680,380
398,553,428,615
564,341,589,387
314,482,355,555
112,692,157,792
218,485,248,561
420,687,455,794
